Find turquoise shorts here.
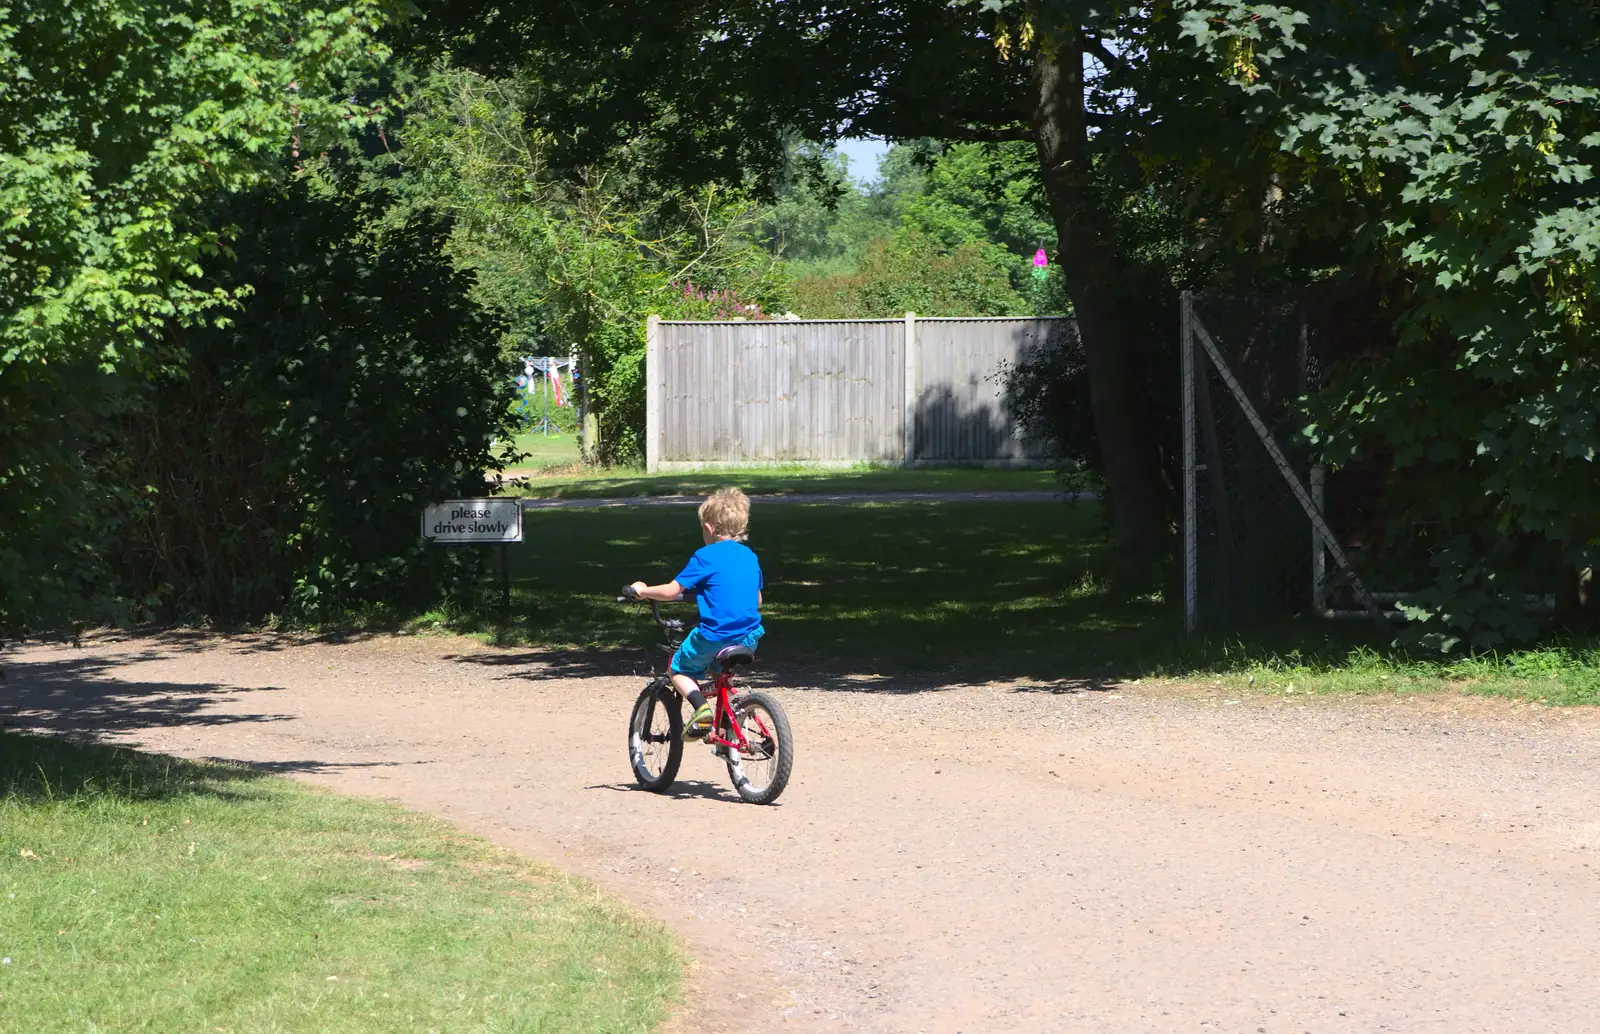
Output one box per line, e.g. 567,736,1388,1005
669,625,764,677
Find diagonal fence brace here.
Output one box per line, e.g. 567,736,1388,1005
1190,316,1390,630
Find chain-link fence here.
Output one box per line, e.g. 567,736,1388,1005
1181,292,1387,633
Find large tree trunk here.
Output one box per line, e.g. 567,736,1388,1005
1028,35,1170,580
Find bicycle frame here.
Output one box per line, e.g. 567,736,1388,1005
620,588,773,754
704,667,775,753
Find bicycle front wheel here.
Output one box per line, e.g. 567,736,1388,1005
628,680,683,792
723,691,793,805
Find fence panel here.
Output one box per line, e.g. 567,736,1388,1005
657,320,904,464
913,318,1061,463
652,316,1067,468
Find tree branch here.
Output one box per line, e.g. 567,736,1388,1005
1083,35,1127,76
929,123,1034,142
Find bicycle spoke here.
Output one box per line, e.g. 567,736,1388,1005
630,687,679,783
730,703,779,791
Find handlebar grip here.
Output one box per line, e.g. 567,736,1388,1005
619,584,640,600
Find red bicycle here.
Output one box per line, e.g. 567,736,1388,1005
618,588,794,805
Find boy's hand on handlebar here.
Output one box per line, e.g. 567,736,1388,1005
626,580,686,603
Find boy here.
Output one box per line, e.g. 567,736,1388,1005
629,486,764,740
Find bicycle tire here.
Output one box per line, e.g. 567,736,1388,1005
628,681,683,792
723,691,793,805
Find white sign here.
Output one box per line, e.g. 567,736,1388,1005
422,498,523,543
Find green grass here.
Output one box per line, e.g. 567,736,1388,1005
412,499,1600,705
0,732,680,1033
504,463,1064,499
1196,640,1600,706
505,430,581,471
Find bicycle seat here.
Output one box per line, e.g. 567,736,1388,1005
716,645,756,668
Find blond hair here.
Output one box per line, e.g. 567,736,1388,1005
699,486,751,540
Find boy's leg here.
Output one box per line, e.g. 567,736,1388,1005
669,672,704,706
668,631,715,739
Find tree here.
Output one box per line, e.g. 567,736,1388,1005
896,142,1055,289
392,69,791,463
408,0,1189,578
0,0,393,638
790,229,1030,317
759,139,1052,314
756,144,893,276
117,172,514,623
1180,1,1600,646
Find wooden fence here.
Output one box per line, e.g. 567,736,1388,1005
646,314,1071,470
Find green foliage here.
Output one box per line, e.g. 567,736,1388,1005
116,176,515,623
0,364,127,638
512,382,580,436
756,144,894,277
1180,1,1600,647
790,229,1030,318
0,0,393,639
411,2,1027,188
765,139,1067,319
0,0,392,365
897,142,1056,289
396,69,790,464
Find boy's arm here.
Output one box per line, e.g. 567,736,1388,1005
629,579,684,602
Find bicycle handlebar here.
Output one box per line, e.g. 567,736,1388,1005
617,586,685,630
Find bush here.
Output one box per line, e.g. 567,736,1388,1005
790,230,1029,318
115,179,516,623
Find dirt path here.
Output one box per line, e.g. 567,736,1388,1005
7,634,1600,1033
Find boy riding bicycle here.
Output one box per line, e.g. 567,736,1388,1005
629,486,763,741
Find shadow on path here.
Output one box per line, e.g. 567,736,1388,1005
442,645,1118,697
1,652,294,739
584,779,744,804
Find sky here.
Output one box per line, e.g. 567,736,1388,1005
834,137,891,186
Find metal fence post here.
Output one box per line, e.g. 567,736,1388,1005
902,311,917,466
1181,292,1198,635
1190,315,1388,630
1311,463,1326,611
646,314,661,473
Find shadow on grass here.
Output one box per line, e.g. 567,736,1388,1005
1,729,269,804
423,500,1467,693
515,465,1062,500
28,501,1598,707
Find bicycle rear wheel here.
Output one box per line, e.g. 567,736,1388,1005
722,691,793,805
628,681,683,792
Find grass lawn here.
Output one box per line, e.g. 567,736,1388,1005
505,430,581,471
0,732,680,1033
416,500,1600,705
503,464,1064,499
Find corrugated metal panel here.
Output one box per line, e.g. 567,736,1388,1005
655,317,1067,465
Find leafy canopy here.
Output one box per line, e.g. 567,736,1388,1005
1181,0,1600,646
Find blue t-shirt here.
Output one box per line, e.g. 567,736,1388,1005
675,539,764,640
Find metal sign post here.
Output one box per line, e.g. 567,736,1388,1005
421,498,523,610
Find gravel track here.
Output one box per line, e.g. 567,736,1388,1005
6,634,1599,1033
